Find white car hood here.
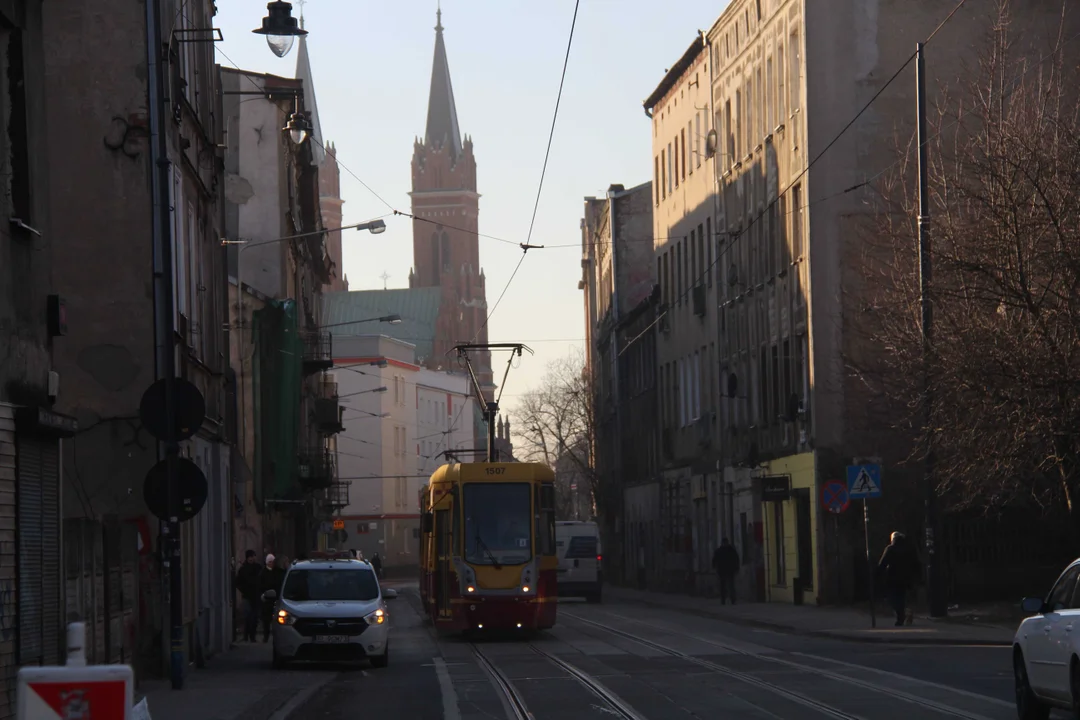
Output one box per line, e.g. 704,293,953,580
281,598,382,618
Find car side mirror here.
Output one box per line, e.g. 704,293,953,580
383,588,398,600
421,512,434,533
1021,597,1045,615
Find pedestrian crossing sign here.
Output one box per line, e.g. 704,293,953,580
846,464,882,499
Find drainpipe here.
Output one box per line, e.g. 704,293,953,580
146,0,185,689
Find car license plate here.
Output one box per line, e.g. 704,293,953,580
315,635,349,644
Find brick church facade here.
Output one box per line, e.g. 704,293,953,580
409,9,495,404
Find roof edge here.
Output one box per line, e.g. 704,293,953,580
643,32,707,113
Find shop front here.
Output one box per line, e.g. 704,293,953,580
759,451,818,604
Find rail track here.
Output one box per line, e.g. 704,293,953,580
562,610,1002,720
471,641,646,720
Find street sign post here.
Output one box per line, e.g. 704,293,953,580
18,623,133,720
821,480,850,515
847,463,883,629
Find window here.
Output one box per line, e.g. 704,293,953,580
676,241,683,301
792,184,804,259
782,338,792,418
734,91,742,158
725,100,734,163
695,113,702,169
667,143,673,196
756,350,766,424
766,57,774,131
773,501,786,585
745,80,753,153
688,120,693,175
681,126,687,181
693,352,702,420
1047,565,1080,611
690,228,697,286
697,224,705,289
282,569,379,602
674,135,680,187
771,344,780,422
706,217,713,287
789,32,801,113
661,148,667,199
463,483,533,564
538,483,556,556
654,156,660,204
756,67,763,139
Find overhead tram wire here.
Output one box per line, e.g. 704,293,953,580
472,0,582,341
618,0,971,358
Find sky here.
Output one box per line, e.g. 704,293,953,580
214,0,726,421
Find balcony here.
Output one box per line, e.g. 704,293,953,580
297,447,335,491
327,481,350,510
314,398,344,434
313,373,343,434
301,331,333,374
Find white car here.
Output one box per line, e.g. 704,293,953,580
1013,558,1080,719
271,554,398,669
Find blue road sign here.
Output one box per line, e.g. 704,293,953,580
846,464,882,499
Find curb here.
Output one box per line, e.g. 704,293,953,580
610,592,1013,647
268,673,339,720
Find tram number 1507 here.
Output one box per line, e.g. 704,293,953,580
485,467,506,475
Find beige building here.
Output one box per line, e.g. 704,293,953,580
704,0,1079,605
644,35,723,593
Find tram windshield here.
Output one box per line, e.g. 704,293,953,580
462,482,533,565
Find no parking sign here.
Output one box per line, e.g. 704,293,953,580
821,479,850,515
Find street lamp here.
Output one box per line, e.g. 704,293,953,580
283,111,312,145
358,219,387,235
319,314,401,330
252,1,307,58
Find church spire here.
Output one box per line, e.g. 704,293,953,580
425,6,462,162
294,8,325,166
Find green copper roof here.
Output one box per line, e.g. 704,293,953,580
321,288,442,364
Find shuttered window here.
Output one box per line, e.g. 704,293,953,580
17,437,61,666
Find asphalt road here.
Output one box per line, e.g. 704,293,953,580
295,584,1029,720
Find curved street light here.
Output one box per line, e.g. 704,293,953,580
252,1,307,58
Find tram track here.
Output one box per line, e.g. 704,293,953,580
471,641,646,720
562,610,1000,720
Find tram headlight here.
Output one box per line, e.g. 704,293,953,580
466,585,476,593
521,585,530,593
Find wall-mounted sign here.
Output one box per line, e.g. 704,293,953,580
760,475,791,502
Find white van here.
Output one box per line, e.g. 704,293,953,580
555,521,602,603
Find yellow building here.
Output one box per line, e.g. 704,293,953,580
759,451,818,604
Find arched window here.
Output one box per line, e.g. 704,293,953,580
440,232,450,273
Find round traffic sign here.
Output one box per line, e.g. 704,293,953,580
821,479,850,515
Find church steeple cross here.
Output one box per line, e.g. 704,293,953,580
436,3,443,32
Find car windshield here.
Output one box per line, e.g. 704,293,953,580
463,482,533,565
281,568,379,602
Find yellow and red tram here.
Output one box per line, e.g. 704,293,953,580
418,462,558,632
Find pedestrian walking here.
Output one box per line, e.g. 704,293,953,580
235,550,262,642
258,554,286,642
878,531,921,626
712,538,740,605
371,552,383,579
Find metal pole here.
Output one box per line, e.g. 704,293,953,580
917,42,946,619
863,499,875,628
486,402,497,462
146,0,184,689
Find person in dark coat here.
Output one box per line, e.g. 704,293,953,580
712,538,741,605
258,554,287,642
235,549,262,642
370,552,384,579
878,531,921,626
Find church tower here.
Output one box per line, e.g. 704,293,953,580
410,9,494,404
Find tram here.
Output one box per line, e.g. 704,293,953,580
418,461,558,632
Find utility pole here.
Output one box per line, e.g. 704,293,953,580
917,42,946,619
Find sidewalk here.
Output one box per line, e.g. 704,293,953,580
605,585,1015,646
135,642,335,720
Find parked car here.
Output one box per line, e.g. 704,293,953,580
1013,558,1080,718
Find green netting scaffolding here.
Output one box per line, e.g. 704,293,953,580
252,299,302,501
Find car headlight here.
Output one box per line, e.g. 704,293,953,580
276,609,296,626
364,608,387,626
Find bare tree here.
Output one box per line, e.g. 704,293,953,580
514,349,600,518
850,3,1080,521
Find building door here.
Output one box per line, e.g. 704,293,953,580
17,436,61,666
795,489,813,589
